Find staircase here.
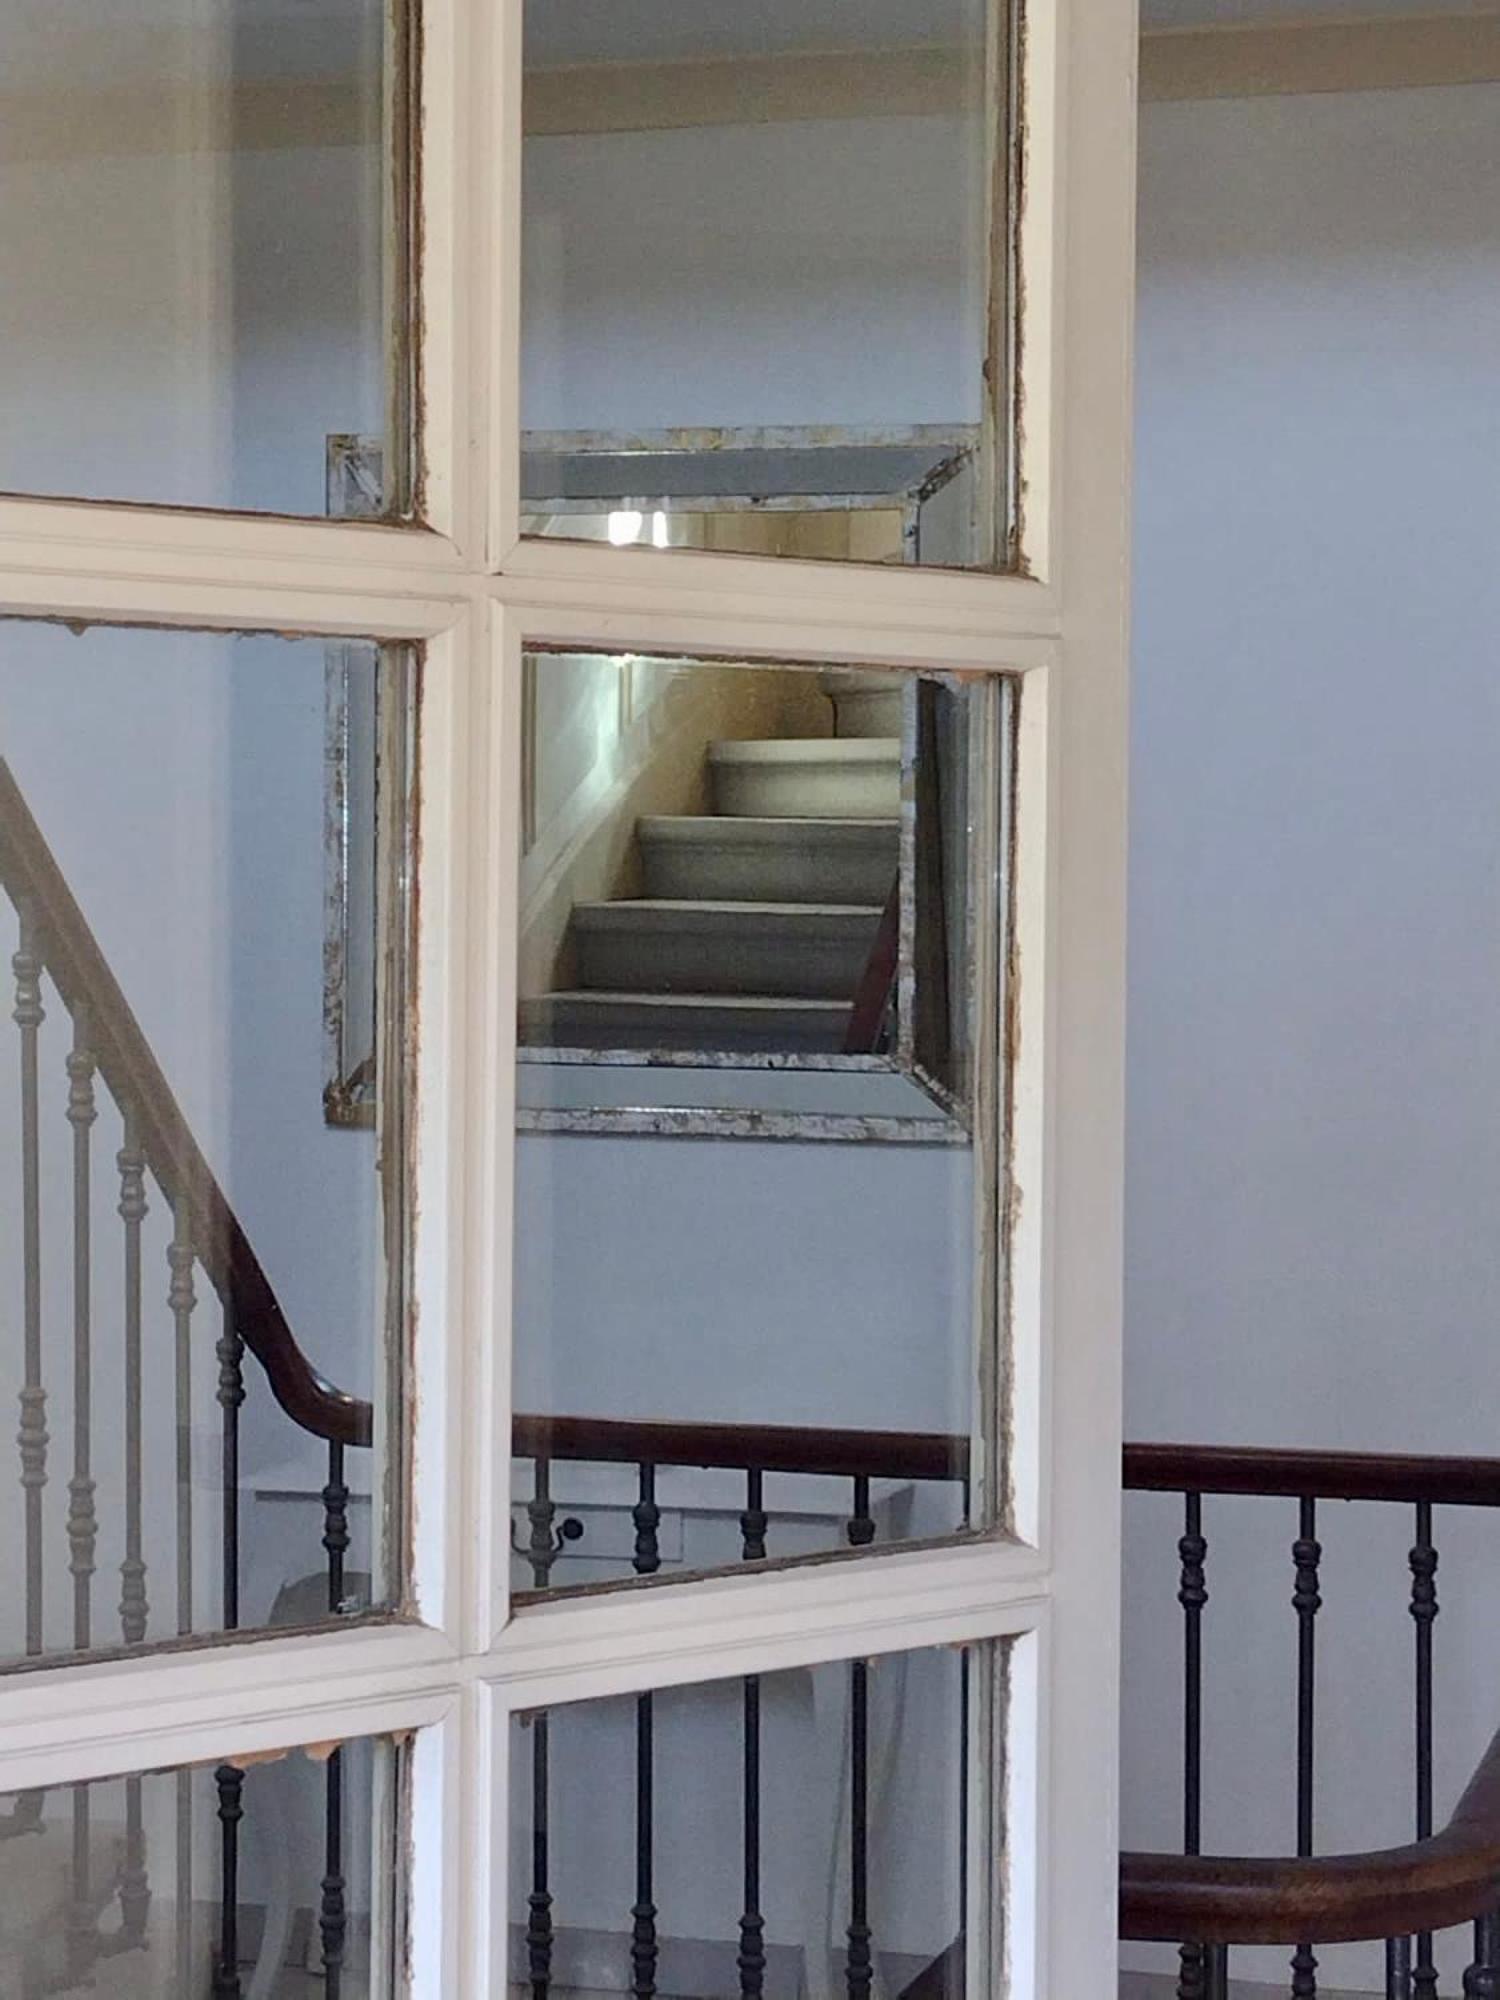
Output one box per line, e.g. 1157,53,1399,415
524,676,905,1057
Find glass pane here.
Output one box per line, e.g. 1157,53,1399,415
513,650,1006,1591
510,1644,985,2000
0,622,413,1671
522,0,1006,569
0,0,411,516
0,1735,401,1995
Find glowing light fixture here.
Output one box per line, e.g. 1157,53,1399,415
607,509,643,546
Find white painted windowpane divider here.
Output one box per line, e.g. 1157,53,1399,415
0,0,1137,1992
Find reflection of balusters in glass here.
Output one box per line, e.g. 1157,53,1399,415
846,1660,873,2000
14,901,47,1660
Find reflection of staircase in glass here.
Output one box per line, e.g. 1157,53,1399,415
525,683,904,1057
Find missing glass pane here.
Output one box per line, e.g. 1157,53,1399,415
509,1644,995,2000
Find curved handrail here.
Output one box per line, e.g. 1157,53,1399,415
0,758,371,1448
1121,1728,1500,1945
1124,1440,1500,1508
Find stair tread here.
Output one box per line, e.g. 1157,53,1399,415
709,737,900,763
531,991,849,1013
637,814,899,839
572,899,881,919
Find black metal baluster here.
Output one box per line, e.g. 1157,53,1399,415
218,1302,244,1633
1388,1935,1414,2000
632,1692,658,2000
527,1713,554,2000
1178,1492,1208,2000
321,1443,350,1999
741,1469,767,1563
847,1658,873,2000
528,1456,558,1588
1410,1502,1439,2000
213,1764,245,1999
1465,1913,1500,1999
739,1475,765,2000
1291,1497,1322,1999
847,1476,875,1549
1204,1943,1229,2000
632,1466,659,2000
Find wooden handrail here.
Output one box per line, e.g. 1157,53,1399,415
0,759,371,1448
512,1413,969,1483
844,873,901,1056
1125,1440,1500,1507
1122,1727,1500,1945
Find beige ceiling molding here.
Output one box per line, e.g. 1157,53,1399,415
523,45,978,138
1141,12,1500,102
0,80,369,167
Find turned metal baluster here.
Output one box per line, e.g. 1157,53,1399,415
214,1764,245,1999
527,1712,554,2000
1410,1503,1439,2000
632,1466,660,2000
218,1300,244,1632
739,1473,767,2000
168,1205,196,1638
321,1443,351,2000
1465,1913,1500,2000
117,1106,149,1646
14,904,47,1659
1178,1492,1209,2000
847,1658,873,2000
65,1011,99,1983
848,1476,876,1551
114,1104,152,1953
1291,1498,1322,2000
528,1456,558,1588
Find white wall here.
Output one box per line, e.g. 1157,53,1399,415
1125,81,1500,1990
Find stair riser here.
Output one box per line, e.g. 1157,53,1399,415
639,832,898,905
522,1000,848,1055
574,915,878,1000
831,689,906,737
711,759,900,820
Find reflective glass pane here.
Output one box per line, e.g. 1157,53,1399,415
0,1736,402,1995
0,622,413,1671
513,650,1007,1591
0,0,411,516
522,0,1007,568
510,1644,987,2000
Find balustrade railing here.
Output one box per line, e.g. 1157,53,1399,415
0,758,373,1995
1122,1442,1500,2000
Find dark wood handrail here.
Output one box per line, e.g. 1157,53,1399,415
843,873,901,1056
1122,1728,1500,1945
1125,1440,1500,1507
0,758,371,1448
512,1414,970,1483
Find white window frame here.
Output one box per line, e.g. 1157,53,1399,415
0,0,1137,1991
